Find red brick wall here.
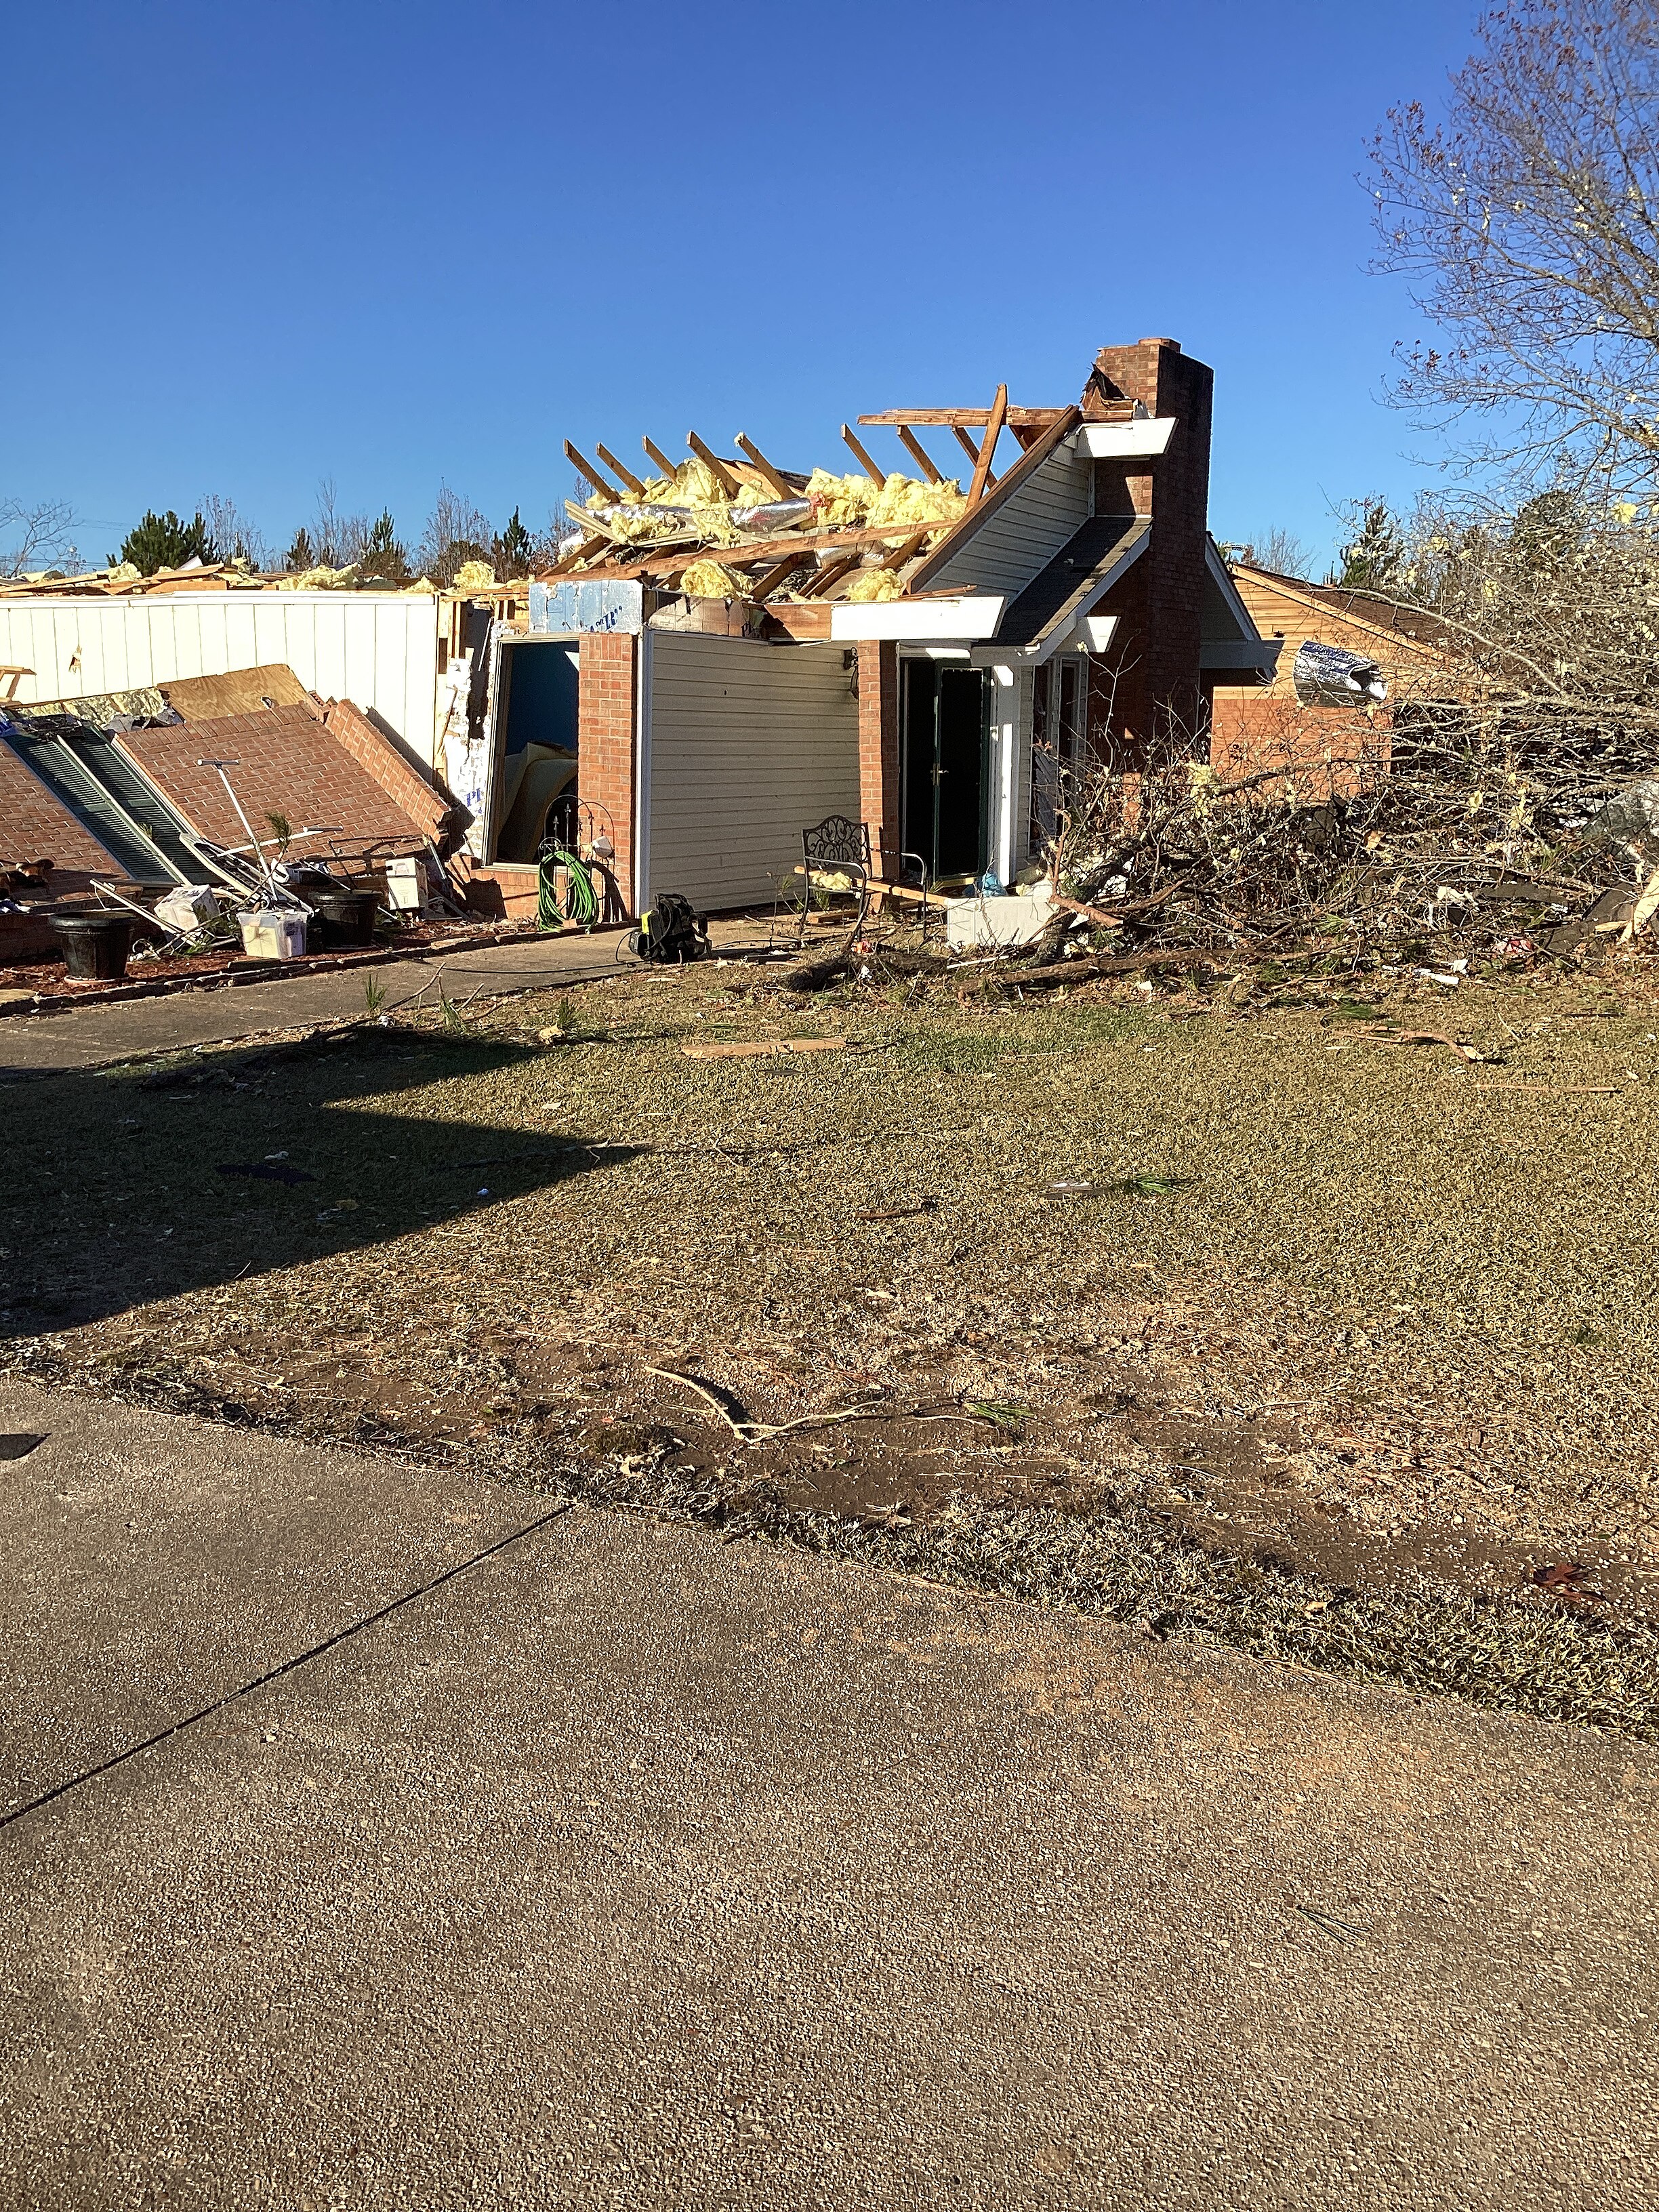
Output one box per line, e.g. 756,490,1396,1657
118,706,427,854
0,740,124,888
1086,556,1151,767
1086,338,1213,762
321,697,453,841
578,632,636,911
1210,693,1390,801
857,641,899,872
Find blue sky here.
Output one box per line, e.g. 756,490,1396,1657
1,0,1483,574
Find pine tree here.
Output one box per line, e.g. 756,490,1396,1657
119,509,216,575
492,506,534,578
285,527,316,573
1330,501,1405,594
361,509,410,583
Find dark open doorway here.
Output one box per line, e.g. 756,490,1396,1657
899,659,987,882
491,638,579,863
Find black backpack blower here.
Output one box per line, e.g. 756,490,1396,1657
628,891,709,964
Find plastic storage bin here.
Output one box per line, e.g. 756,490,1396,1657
237,907,308,960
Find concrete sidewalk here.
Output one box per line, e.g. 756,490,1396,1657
0,918,778,1073
2,1380,1653,2209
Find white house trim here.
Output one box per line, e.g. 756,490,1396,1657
829,595,1006,642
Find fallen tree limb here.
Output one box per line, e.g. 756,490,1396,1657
998,946,1256,989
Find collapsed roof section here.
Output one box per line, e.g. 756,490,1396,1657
0,666,451,891
544,379,1180,650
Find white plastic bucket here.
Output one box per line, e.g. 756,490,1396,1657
237,907,308,960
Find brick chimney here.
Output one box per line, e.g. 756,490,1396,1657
1084,337,1214,757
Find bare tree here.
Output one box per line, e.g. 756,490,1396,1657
416,485,493,586
1,495,81,576
199,494,270,572
308,478,377,569
1244,527,1315,578
1369,0,1659,493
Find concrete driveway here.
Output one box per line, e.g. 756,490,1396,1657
1,1380,1653,2209
0,920,777,1075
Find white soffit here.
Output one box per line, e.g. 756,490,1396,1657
969,612,1119,668
1069,418,1176,459
1201,638,1283,672
830,594,1005,642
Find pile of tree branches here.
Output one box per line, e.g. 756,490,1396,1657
1037,497,1659,975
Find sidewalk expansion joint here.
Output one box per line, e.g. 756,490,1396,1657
0,1500,573,1835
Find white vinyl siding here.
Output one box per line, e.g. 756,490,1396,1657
0,594,444,766
927,449,1092,598
646,633,860,912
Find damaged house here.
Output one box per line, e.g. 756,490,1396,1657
459,335,1278,917
0,337,1281,932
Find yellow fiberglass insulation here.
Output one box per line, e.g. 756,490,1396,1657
276,563,361,591
843,567,904,602
680,559,750,600
802,469,966,531
801,469,866,527
869,473,966,531
587,457,743,544
453,559,497,590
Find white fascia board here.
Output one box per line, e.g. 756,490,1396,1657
1069,418,1177,459
830,594,1004,642
969,612,1118,669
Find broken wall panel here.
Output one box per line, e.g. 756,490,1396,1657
117,705,430,855
0,738,127,884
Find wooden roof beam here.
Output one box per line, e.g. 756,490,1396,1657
857,406,1065,428
747,550,811,601
686,432,741,497
596,443,645,497
840,424,886,487
967,388,1008,507
895,425,943,483
734,434,791,500
878,529,930,572
801,549,865,600
951,424,996,487
642,436,680,481
564,441,623,504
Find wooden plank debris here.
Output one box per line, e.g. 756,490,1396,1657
643,436,679,480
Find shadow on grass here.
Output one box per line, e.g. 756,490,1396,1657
1,1027,645,1337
